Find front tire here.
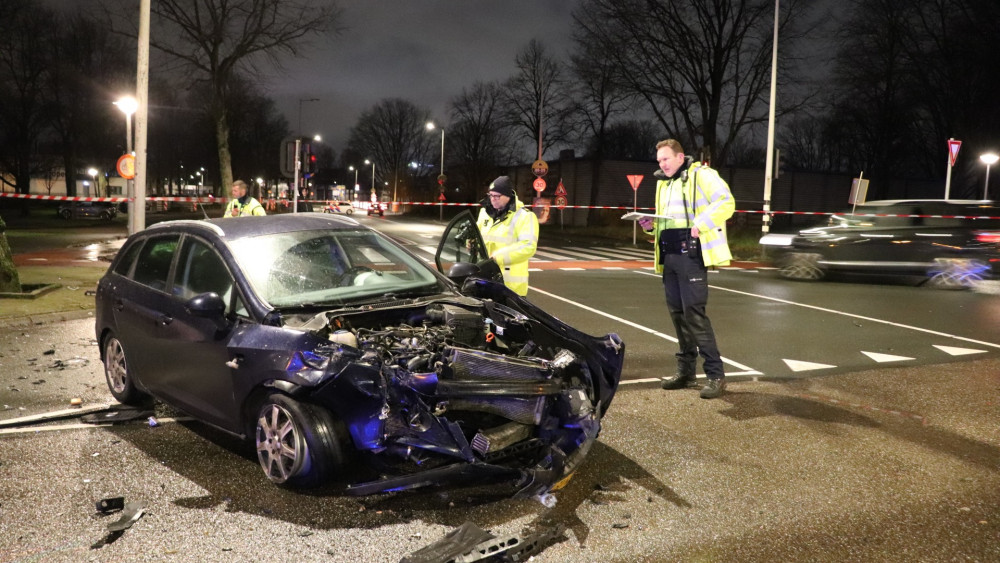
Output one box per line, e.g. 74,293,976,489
255,394,347,489
927,257,990,289
102,332,150,405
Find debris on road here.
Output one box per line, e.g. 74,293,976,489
401,521,566,563
0,403,112,428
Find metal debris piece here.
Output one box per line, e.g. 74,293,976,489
0,403,112,428
452,523,567,562
106,501,146,532
147,416,159,427
400,521,496,563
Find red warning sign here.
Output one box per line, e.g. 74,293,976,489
627,174,643,191
533,177,546,192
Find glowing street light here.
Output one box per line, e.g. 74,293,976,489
114,96,139,233
426,121,446,220
349,165,359,193
981,153,999,200
87,167,98,197
365,159,376,201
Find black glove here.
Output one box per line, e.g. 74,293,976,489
475,258,501,279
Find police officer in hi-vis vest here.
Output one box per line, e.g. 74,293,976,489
639,139,735,399
475,176,539,296
224,179,266,217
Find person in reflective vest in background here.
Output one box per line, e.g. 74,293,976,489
224,179,266,217
638,139,735,399
475,175,539,296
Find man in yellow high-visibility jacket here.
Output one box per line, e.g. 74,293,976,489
224,179,266,217
639,139,735,399
475,176,538,296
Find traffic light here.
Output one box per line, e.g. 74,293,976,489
302,142,313,174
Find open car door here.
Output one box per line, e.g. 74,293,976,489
435,209,502,283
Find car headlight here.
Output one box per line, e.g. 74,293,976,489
759,233,795,246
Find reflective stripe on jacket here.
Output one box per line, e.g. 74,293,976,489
476,197,539,296
648,163,735,270
225,197,266,217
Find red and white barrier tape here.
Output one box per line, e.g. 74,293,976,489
3,192,999,220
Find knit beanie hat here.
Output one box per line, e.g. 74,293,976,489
488,176,515,198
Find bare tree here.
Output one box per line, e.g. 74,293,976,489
48,12,135,197
502,39,576,161
447,81,518,198
110,0,341,194
573,0,812,166
0,0,55,194
347,98,434,203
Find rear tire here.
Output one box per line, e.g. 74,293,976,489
102,332,151,406
255,393,348,489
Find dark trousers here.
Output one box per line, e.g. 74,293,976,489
661,252,724,380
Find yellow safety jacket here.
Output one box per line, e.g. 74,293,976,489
476,197,539,296
645,161,735,271
224,196,266,217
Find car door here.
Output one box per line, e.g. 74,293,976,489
149,236,241,431
434,209,492,277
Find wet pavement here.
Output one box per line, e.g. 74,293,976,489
1,318,998,562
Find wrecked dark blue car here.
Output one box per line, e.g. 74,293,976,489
95,212,624,502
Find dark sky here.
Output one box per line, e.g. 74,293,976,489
267,0,582,153
51,0,581,155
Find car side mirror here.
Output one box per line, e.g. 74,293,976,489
447,261,480,283
187,292,226,319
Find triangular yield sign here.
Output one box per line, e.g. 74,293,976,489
555,179,567,196
861,351,914,363
948,139,962,167
933,344,986,356
782,359,837,372
626,174,644,190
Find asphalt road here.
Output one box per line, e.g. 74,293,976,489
1,214,998,562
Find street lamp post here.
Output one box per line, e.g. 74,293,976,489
365,159,376,203
87,168,98,197
349,166,359,198
426,122,446,220
114,96,138,233
981,153,999,200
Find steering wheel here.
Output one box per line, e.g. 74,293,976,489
336,266,382,286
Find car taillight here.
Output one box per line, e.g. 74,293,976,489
974,231,1000,244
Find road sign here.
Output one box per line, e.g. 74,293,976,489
555,179,567,196
438,192,446,202
532,159,548,177
533,177,546,192
948,138,962,167
627,174,643,191
116,154,135,179
554,195,567,209
437,173,447,185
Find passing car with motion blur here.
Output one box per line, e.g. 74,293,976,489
57,201,118,221
94,212,624,503
760,199,1000,288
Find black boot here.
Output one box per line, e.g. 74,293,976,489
699,378,726,399
661,373,697,390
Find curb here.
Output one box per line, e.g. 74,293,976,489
0,309,95,330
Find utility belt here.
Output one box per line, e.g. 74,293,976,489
659,228,700,257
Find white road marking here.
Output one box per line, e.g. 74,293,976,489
862,351,915,363
783,359,837,372
529,286,762,374
934,345,988,356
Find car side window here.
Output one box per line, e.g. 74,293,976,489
112,239,144,276
132,235,180,292
174,238,234,309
